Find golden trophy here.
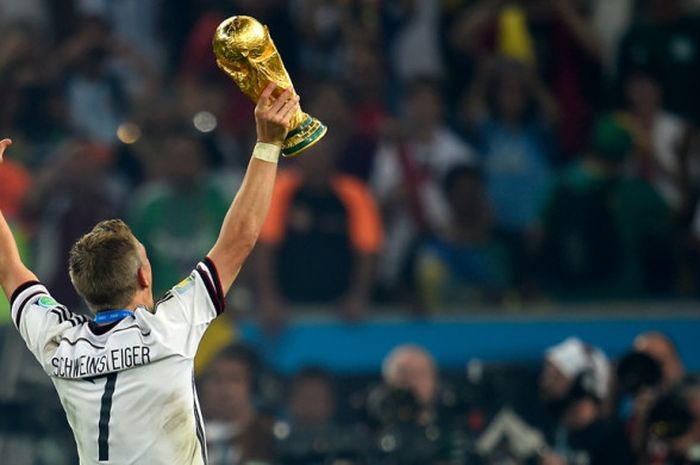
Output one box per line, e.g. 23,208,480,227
213,15,327,157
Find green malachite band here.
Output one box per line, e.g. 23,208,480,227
282,124,328,157
286,115,314,139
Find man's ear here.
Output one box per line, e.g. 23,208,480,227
137,267,150,289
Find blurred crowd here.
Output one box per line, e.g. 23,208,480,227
2,0,700,322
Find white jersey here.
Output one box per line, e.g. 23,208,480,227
10,258,226,465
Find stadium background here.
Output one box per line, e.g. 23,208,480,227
0,0,700,464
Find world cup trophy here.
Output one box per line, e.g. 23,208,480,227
213,16,327,157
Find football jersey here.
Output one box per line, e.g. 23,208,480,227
10,258,226,465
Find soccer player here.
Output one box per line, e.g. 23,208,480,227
0,82,299,465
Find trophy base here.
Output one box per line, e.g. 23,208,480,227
282,115,328,157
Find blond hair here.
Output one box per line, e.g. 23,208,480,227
69,219,142,313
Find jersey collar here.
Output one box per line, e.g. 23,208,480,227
94,309,135,325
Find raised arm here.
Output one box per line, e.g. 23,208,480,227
208,83,300,295
0,139,38,301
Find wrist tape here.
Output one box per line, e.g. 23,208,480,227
253,142,281,164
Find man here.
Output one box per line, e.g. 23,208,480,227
413,165,510,309
275,366,346,464
378,344,458,465
199,344,274,465
370,78,474,295
538,338,634,465
539,115,675,299
287,366,337,430
0,82,299,464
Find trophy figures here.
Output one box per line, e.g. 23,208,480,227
213,15,327,157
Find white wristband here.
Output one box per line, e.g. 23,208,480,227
253,142,281,164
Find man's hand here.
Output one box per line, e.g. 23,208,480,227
0,139,12,163
255,82,300,146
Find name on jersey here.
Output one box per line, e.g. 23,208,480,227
51,345,151,378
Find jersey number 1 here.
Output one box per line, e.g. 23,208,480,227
98,373,118,461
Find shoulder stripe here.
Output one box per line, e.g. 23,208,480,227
51,309,65,323
57,305,70,322
14,290,47,329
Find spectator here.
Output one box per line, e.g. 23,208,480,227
620,69,696,214
256,131,383,326
342,42,390,141
74,0,166,69
200,344,275,465
539,116,676,300
538,338,634,465
129,133,230,297
413,165,510,310
288,367,337,430
306,81,379,182
291,0,348,80
276,366,351,464
60,17,128,144
0,24,71,164
388,0,446,82
589,0,635,74
451,0,605,154
617,0,700,125
464,57,558,294
0,0,49,29
370,77,475,297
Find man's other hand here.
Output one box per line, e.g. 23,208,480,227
255,82,300,146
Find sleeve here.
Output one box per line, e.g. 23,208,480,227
167,257,225,323
11,281,87,362
150,258,226,357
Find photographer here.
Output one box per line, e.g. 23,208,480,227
617,332,687,455
645,382,700,465
370,344,466,465
538,338,634,465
